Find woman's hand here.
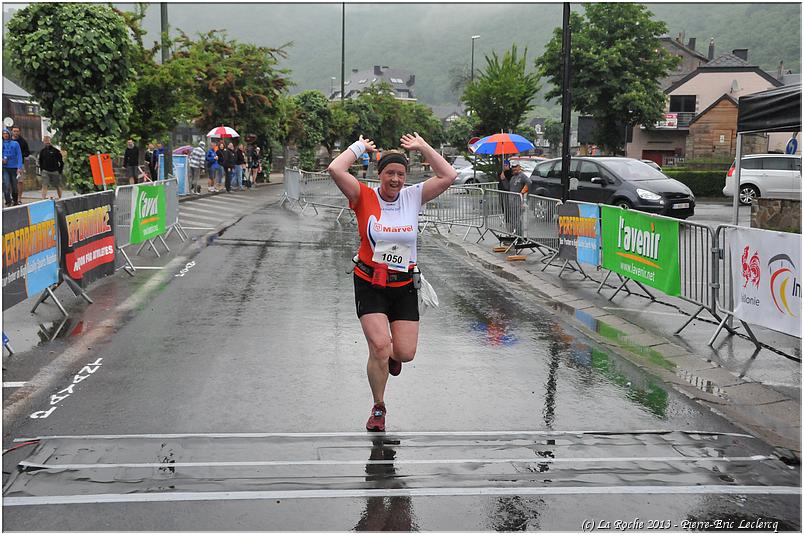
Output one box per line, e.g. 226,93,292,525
400,132,429,153
359,135,377,153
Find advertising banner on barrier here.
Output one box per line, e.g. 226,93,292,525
2,201,60,310
129,184,166,244
730,227,802,337
57,191,116,288
173,154,188,195
600,206,680,296
558,203,600,266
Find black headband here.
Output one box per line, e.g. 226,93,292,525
377,152,409,174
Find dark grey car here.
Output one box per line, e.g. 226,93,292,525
529,157,696,218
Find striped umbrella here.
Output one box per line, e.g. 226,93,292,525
469,133,534,155
206,125,240,138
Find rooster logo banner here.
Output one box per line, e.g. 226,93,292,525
730,228,801,338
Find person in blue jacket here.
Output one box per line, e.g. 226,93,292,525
205,143,220,192
3,128,23,206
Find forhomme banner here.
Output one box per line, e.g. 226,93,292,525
2,200,60,310
558,202,600,267
56,191,116,288
730,227,801,338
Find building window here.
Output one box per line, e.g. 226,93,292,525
669,95,696,113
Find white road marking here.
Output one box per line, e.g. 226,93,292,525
3,382,28,388
14,429,754,441
4,485,799,506
18,455,770,471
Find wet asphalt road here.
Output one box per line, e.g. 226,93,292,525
2,192,800,530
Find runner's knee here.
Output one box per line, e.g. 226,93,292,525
393,345,416,362
367,337,392,360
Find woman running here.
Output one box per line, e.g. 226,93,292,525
327,132,457,431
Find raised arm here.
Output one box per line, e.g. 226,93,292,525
327,135,376,205
401,133,458,203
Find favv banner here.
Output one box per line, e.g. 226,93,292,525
130,184,166,245
558,203,600,267
730,227,801,337
57,191,116,288
2,201,60,310
601,206,680,296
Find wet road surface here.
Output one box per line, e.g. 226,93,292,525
2,195,800,530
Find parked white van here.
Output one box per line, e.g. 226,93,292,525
723,154,801,205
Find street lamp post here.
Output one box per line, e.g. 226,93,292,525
470,35,480,82
470,35,480,182
330,77,336,99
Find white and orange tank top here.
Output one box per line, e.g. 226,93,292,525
350,181,423,286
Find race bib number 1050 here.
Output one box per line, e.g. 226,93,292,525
372,241,411,271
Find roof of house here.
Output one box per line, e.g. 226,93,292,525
665,57,783,94
430,104,465,120
2,77,32,98
331,66,416,100
660,36,709,62
701,53,752,69
777,72,802,86
688,93,738,126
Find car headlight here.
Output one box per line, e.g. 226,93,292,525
636,188,662,201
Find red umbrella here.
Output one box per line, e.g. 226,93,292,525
206,125,239,138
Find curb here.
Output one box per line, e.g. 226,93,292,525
437,230,800,455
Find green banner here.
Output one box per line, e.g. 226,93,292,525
600,206,680,296
129,184,166,244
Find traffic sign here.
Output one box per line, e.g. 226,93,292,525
785,137,798,154
468,137,480,149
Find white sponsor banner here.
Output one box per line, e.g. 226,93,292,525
730,227,802,338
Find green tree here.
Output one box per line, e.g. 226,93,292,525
462,45,541,135
544,119,563,152
444,114,479,149
172,30,291,144
323,101,358,157
6,3,134,192
115,4,199,145
293,90,330,169
535,4,679,153
399,101,444,147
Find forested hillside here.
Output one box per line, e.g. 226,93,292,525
4,3,800,114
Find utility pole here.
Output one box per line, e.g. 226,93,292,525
560,2,572,203
340,3,345,103
161,2,172,178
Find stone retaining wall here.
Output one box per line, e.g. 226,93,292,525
751,198,801,233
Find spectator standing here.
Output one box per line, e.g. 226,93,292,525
247,145,261,188
206,143,219,192
233,143,246,191
361,151,370,178
223,142,236,192
38,135,64,199
215,141,227,191
145,143,156,181
507,162,531,235
11,127,29,201
2,128,23,206
188,140,206,194
123,139,139,185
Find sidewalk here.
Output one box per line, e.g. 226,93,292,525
17,171,285,205
436,226,801,455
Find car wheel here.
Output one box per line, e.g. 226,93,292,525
465,178,476,185
739,185,759,205
614,199,632,210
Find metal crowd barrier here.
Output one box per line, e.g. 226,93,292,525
673,219,721,335
420,185,485,240
280,168,303,209
480,188,525,243
114,184,136,274
523,194,561,256
163,178,189,243
299,169,350,219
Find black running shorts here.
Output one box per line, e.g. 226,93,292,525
354,274,419,322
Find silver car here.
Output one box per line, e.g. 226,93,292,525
723,154,801,204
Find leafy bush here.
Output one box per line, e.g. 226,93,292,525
662,169,726,197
